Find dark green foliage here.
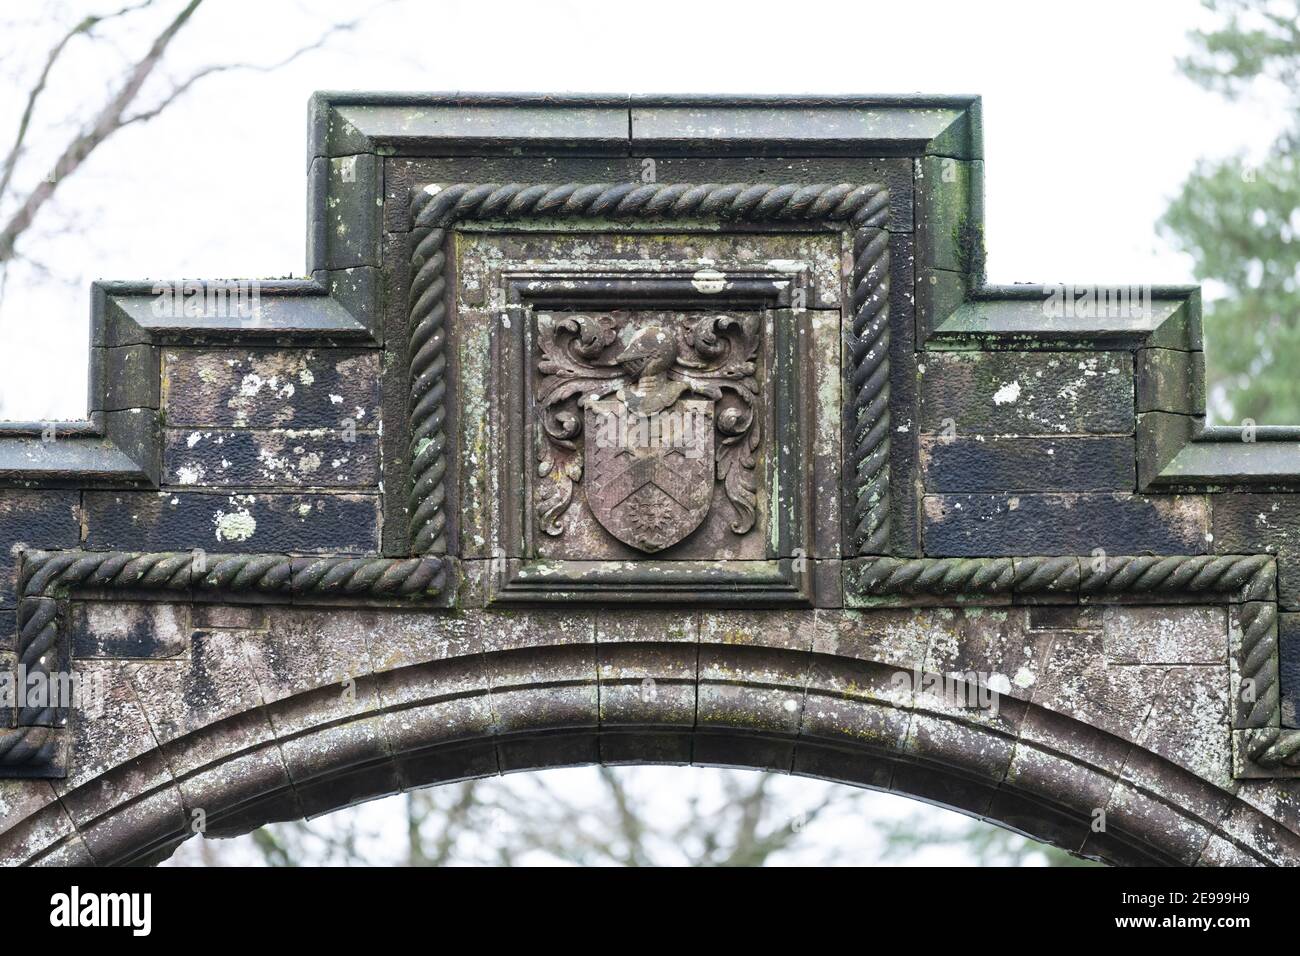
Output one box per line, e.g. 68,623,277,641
1160,0,1300,423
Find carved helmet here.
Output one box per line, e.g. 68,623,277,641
616,325,677,377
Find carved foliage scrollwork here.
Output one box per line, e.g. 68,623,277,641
534,311,762,544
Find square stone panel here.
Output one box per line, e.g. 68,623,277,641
457,229,845,603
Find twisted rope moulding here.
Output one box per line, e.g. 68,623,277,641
406,180,893,557
0,549,447,770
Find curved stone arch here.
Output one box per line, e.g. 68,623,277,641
0,605,1291,867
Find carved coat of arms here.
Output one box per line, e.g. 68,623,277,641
535,313,761,553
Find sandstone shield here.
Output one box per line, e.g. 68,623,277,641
583,398,714,552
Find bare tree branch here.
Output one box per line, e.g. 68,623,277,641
119,12,370,127
597,766,650,866
0,0,157,205
0,0,387,265
0,0,203,263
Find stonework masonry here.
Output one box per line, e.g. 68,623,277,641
2,94,1300,866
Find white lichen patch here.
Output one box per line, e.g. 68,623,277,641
175,464,205,486
992,380,1021,405
238,373,264,397
213,508,257,542
1012,666,1036,689
691,269,727,294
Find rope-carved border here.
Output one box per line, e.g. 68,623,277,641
847,553,1288,779
1242,727,1300,771
3,549,1287,776
0,549,447,773
406,181,893,556
849,554,1275,601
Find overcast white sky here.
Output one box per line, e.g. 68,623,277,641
0,0,1286,865
0,0,1288,420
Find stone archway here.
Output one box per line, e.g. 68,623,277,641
0,602,1293,866
3,94,1300,867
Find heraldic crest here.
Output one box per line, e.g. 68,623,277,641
534,312,762,553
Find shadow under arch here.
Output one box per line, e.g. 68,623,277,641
8,625,1285,868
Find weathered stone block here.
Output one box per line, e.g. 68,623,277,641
799,687,910,751
1136,346,1205,415
31,833,97,866
1281,613,1300,728
915,155,983,275
1029,629,1166,743
69,602,189,659
379,687,494,754
354,609,480,675
700,609,817,652
597,643,695,727
279,715,399,819
1103,780,1214,866
326,154,381,270
97,344,160,411
808,652,914,714
697,646,806,735
163,429,379,488
1212,796,1300,867
0,779,63,849
240,615,376,732
1211,493,1300,609
593,608,697,644
811,607,937,672
1197,834,1266,866
0,491,81,608
919,351,1133,436
923,493,1208,556
1232,775,1300,838
487,645,598,734
371,658,486,729
162,348,379,428
1101,606,1226,665
83,490,380,553
76,781,188,866
126,631,269,759
1004,739,1117,819
0,797,78,866
922,606,1054,704
904,711,1017,782
1132,666,1233,791
176,745,300,838
921,436,1135,493
480,609,595,654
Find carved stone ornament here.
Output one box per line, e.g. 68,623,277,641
535,311,761,552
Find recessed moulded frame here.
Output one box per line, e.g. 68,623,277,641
458,244,841,605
